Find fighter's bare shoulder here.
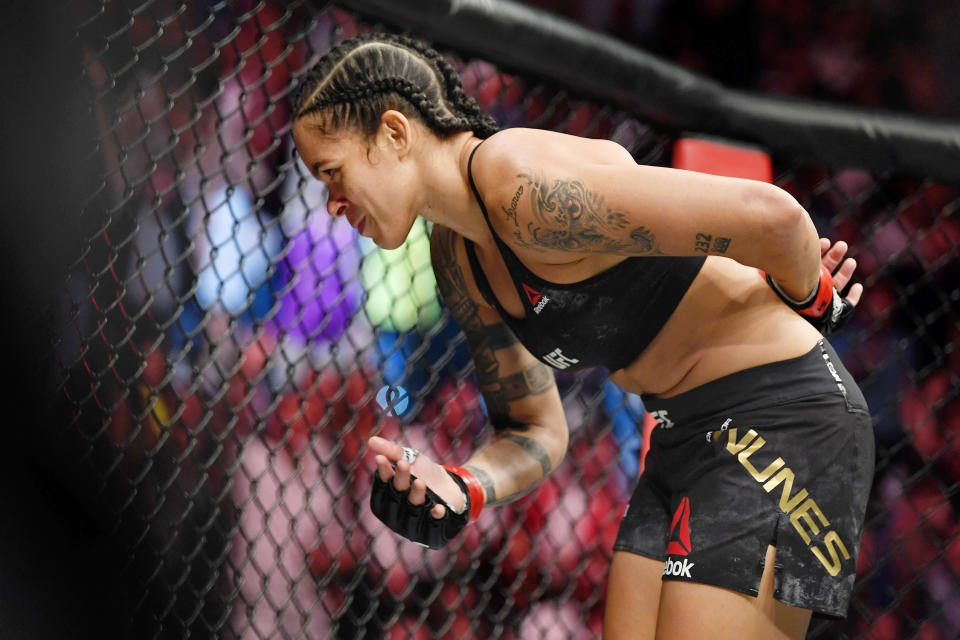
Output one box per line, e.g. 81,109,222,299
470,128,637,253
474,128,634,182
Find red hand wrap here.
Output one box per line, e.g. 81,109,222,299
797,264,835,318
442,465,485,522
758,263,835,318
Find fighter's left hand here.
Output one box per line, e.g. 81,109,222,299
819,238,863,308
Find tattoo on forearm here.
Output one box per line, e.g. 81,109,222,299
502,432,552,477
463,464,497,504
694,232,731,254
510,172,663,255
486,488,525,506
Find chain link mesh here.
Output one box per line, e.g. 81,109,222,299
52,1,960,637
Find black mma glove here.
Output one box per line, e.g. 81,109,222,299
369,465,484,550
764,264,855,337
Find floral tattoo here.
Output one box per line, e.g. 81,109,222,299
510,172,663,255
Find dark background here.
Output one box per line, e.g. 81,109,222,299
0,5,124,639
522,0,960,119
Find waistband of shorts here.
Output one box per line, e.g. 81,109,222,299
641,339,847,423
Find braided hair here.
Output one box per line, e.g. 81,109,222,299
293,33,499,140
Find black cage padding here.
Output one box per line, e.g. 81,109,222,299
341,0,960,183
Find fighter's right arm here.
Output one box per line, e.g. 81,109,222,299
430,225,569,506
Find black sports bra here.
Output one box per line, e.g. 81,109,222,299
462,141,705,372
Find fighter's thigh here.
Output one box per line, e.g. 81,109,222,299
603,551,663,640
655,545,812,640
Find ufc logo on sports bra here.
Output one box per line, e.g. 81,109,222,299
543,348,579,370
650,410,674,429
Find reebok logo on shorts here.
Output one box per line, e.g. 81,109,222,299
666,497,693,556
663,496,696,578
663,557,695,578
663,497,695,578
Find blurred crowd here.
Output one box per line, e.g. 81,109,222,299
525,0,960,119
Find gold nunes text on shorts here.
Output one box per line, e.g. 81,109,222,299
719,427,851,577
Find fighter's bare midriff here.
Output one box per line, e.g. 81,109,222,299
609,255,822,398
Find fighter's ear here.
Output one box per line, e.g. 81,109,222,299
377,109,414,158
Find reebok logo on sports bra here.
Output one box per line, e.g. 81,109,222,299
523,283,550,314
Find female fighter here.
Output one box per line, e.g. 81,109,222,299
291,33,874,639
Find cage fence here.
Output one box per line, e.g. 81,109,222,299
47,0,960,638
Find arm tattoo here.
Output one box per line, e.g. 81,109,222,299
432,228,517,386
432,227,556,429
694,232,732,254
491,415,529,433
512,172,664,255
464,431,554,507
471,431,552,505
463,464,497,504
501,432,552,477
499,364,553,398
483,363,553,430
502,185,523,227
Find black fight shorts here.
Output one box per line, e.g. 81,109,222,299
614,339,875,619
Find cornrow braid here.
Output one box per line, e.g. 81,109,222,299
292,32,499,140
299,76,474,137
379,34,500,139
